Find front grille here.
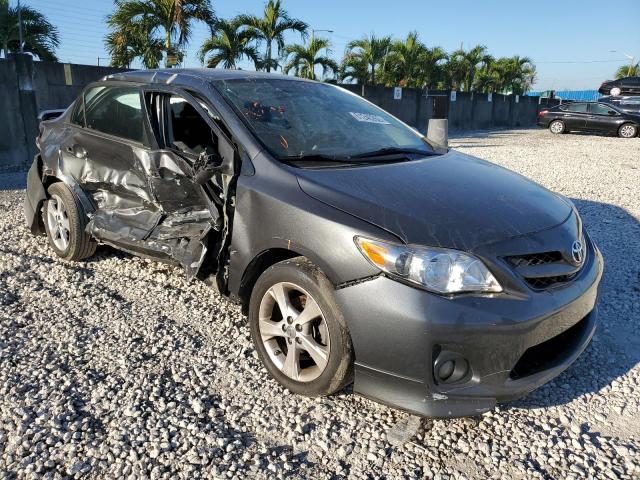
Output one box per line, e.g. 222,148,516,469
525,273,577,290
506,250,582,291
507,251,563,268
510,314,590,380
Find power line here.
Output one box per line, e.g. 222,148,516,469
534,59,627,64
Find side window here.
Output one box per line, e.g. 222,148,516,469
590,103,617,115
71,86,106,126
564,103,588,113
167,95,217,156
84,85,144,143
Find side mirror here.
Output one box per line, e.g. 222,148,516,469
193,150,223,185
608,110,617,116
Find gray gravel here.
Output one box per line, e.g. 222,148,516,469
1,128,639,479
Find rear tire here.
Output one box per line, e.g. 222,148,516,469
549,120,565,134
43,183,96,261
249,257,354,397
618,123,637,138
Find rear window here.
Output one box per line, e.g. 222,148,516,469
561,103,588,113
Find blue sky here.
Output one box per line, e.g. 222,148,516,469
25,0,640,90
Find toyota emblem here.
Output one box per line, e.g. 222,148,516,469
571,240,584,265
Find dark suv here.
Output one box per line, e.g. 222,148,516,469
25,69,603,418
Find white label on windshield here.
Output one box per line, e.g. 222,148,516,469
349,112,390,124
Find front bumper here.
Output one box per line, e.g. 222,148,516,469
335,239,603,418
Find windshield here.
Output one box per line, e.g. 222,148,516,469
214,78,433,161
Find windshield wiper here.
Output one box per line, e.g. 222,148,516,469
351,147,436,159
283,153,361,168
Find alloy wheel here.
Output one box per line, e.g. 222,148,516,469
258,282,330,382
620,124,636,138
46,194,70,251
550,121,564,134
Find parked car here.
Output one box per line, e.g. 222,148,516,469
25,69,603,418
599,95,640,114
537,101,640,137
598,76,640,96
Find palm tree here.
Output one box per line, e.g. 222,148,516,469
283,37,337,80
420,46,448,89
237,0,307,72
105,18,164,68
385,31,427,87
199,17,258,69
106,0,214,67
345,34,391,85
339,51,369,84
446,45,492,91
0,0,59,60
473,56,536,94
615,62,639,79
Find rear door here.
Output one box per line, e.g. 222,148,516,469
587,103,621,133
63,83,161,245
559,103,588,130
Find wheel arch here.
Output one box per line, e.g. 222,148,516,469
237,248,305,315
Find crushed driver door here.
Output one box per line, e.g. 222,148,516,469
140,86,237,280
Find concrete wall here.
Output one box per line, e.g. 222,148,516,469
0,59,27,171
0,54,127,171
337,83,543,134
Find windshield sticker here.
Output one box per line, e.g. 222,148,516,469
349,112,390,124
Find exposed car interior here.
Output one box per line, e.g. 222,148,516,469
168,96,218,156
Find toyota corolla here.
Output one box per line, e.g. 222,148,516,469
24,69,603,417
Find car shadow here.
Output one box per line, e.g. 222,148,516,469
507,197,640,410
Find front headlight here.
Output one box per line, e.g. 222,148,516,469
355,237,502,294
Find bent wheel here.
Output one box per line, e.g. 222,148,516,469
43,183,96,261
249,257,354,396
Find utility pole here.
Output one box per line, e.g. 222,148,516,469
610,50,636,77
310,29,333,80
17,0,24,53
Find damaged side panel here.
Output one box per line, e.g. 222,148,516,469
53,131,220,279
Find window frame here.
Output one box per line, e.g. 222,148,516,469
142,86,235,161
560,103,588,113
67,81,149,148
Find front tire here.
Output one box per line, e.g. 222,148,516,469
249,257,354,397
549,120,565,134
43,183,96,261
618,123,637,138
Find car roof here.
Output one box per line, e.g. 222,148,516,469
102,68,312,89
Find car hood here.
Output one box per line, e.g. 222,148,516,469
295,150,573,251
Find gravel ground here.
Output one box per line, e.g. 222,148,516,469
0,128,639,479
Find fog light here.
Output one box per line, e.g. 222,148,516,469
434,350,470,384
438,360,455,381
